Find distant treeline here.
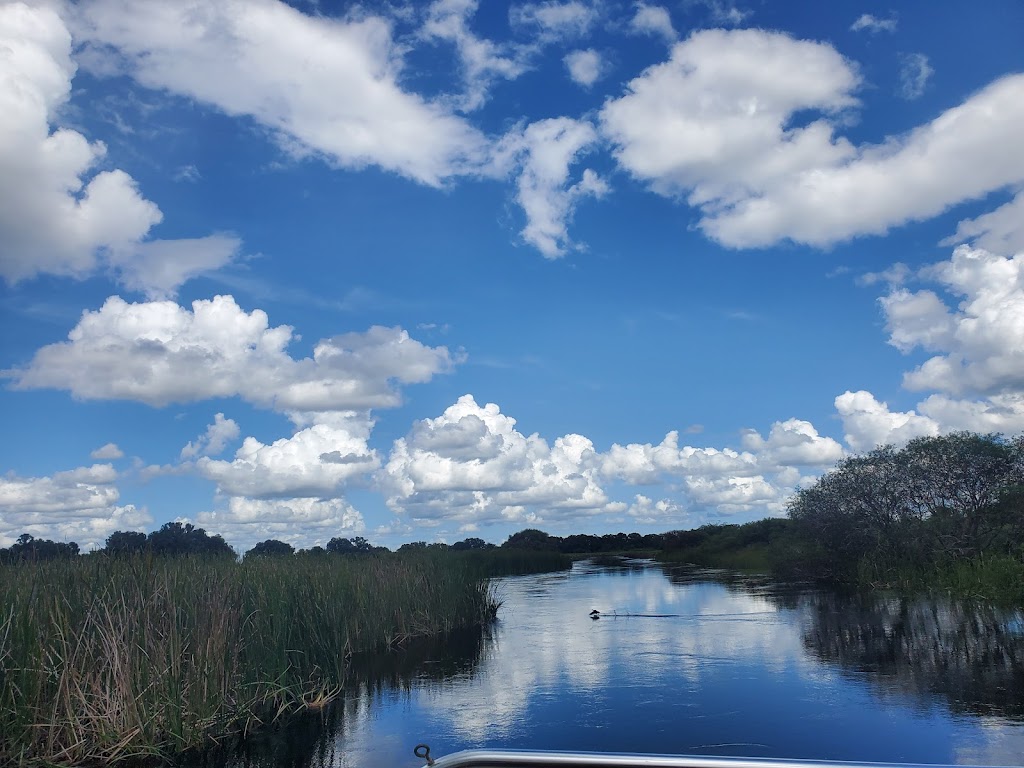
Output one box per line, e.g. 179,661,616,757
8,431,1021,598
0,524,669,564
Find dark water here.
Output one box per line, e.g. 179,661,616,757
211,560,1024,767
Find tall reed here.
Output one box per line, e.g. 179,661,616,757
0,552,498,765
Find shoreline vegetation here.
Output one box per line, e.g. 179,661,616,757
3,430,1023,763
0,549,568,765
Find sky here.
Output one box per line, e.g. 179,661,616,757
1,0,1023,553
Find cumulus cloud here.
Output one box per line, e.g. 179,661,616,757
740,419,845,468
71,0,489,186
0,464,150,549
381,395,614,527
0,3,233,295
90,442,124,460
382,396,844,529
879,288,956,353
195,496,364,552
600,29,1024,249
834,246,1024,449
602,419,841,514
898,53,933,100
850,13,897,33
944,190,1024,256
626,494,687,525
421,0,529,111
834,390,940,452
197,415,378,498
180,413,241,460
916,393,1024,435
7,295,456,411
498,117,609,257
884,247,1024,397
629,4,676,42
564,49,604,87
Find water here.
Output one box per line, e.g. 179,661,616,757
211,560,1024,767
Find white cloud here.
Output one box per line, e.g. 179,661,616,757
857,262,911,287
564,49,604,87
0,464,150,549
421,0,529,111
498,117,609,257
195,496,364,552
626,494,688,524
834,390,939,452
602,29,859,229
180,413,241,460
602,419,840,514
885,247,1024,397
72,0,490,186
740,419,845,468
197,415,378,498
916,393,1024,435
944,190,1024,256
0,3,231,295
7,295,456,411
509,1,598,40
601,431,759,485
381,396,845,531
835,246,1024,449
879,288,956,353
381,395,614,527
90,442,124,460
601,29,1024,250
628,4,676,42
850,13,897,33
898,53,933,100
111,235,241,300
697,0,751,26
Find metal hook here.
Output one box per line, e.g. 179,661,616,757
415,744,435,766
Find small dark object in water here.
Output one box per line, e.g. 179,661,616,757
590,609,600,620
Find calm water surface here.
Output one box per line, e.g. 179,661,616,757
218,560,1024,768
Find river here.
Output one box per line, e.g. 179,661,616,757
211,559,1024,767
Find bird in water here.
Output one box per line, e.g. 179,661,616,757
590,609,600,620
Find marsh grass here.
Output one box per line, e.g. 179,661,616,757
858,554,1024,605
0,552,499,765
657,543,772,572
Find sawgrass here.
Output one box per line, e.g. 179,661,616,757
0,552,499,765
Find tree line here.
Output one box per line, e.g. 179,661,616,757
0,523,671,564
784,431,1024,583
8,431,1018,584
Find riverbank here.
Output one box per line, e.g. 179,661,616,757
656,520,1024,605
0,551,559,765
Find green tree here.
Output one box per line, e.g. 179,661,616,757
245,539,294,558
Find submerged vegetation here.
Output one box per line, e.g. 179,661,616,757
0,552,501,765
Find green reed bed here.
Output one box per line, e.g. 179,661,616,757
0,552,498,765
856,553,1024,605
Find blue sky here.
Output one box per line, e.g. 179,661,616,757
2,0,1023,552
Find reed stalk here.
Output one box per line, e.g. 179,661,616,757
0,552,500,765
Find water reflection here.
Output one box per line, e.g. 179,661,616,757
188,627,490,768
190,562,1024,767
790,591,1024,719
